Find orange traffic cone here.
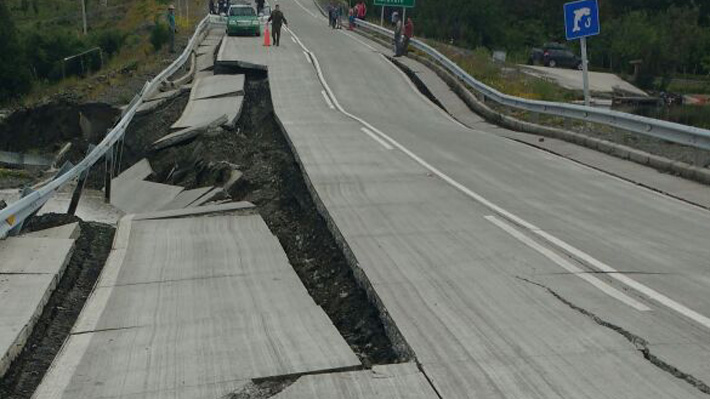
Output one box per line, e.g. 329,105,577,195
263,25,271,46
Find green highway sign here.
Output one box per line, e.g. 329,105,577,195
374,0,415,8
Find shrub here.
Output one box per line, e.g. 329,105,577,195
0,1,31,102
150,21,170,52
91,29,126,57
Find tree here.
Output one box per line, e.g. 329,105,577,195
0,1,32,102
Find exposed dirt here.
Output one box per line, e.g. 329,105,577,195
0,214,115,399
226,378,296,399
0,101,120,160
138,72,400,366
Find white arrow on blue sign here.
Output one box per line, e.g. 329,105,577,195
564,0,600,40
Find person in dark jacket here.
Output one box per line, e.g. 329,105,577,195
256,0,265,15
268,4,288,46
209,0,216,14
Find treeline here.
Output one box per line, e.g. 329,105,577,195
0,1,126,103
378,0,710,87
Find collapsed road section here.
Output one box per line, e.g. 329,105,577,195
116,70,405,368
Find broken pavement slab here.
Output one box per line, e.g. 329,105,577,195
190,74,245,100
114,158,153,183
33,212,359,399
0,237,75,275
110,179,184,214
0,274,59,378
152,115,228,151
23,222,81,240
158,186,214,210
0,236,75,378
272,363,438,399
189,186,226,207
133,201,255,221
171,96,243,129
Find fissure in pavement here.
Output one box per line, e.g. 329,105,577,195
0,215,115,399
129,71,405,368
516,276,710,396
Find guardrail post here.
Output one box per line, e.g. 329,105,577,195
695,151,709,169
104,143,114,203
68,144,96,215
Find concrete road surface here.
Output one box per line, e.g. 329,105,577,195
521,64,648,96
219,1,710,398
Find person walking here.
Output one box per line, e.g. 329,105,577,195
328,2,336,29
403,17,413,56
348,7,355,30
167,4,177,53
256,0,265,14
268,4,288,46
393,12,403,57
209,0,216,14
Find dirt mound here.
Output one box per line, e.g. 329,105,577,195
0,101,120,162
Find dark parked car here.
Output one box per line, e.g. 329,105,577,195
529,43,582,70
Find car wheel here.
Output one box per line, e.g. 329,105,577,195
548,59,557,68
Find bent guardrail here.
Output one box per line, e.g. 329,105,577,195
354,19,710,152
0,15,216,238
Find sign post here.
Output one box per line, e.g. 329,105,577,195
374,0,416,20
564,0,600,107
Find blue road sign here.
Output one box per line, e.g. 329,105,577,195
564,0,600,40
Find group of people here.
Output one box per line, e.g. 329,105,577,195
327,2,343,29
209,0,230,15
392,11,413,57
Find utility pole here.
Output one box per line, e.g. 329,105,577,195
81,0,87,34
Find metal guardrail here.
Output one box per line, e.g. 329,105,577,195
354,19,710,152
0,15,215,238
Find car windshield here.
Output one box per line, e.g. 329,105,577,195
230,7,255,16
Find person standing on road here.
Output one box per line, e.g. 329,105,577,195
167,4,177,53
328,2,336,29
209,0,216,14
348,7,355,30
268,4,288,46
357,1,366,19
393,13,403,57
256,0,265,15
403,17,413,56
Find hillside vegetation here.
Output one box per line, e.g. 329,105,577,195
0,0,202,105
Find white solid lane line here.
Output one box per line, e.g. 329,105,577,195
340,30,379,52
321,90,335,109
485,215,651,312
361,127,394,150
291,36,297,43
287,18,710,331
292,0,320,19
304,51,312,64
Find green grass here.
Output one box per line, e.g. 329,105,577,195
425,42,579,102
5,0,205,107
0,168,34,179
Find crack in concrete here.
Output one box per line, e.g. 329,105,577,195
516,276,710,396
223,377,296,399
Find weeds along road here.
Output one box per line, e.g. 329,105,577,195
218,0,710,397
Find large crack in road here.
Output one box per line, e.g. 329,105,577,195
127,71,407,370
517,276,710,396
